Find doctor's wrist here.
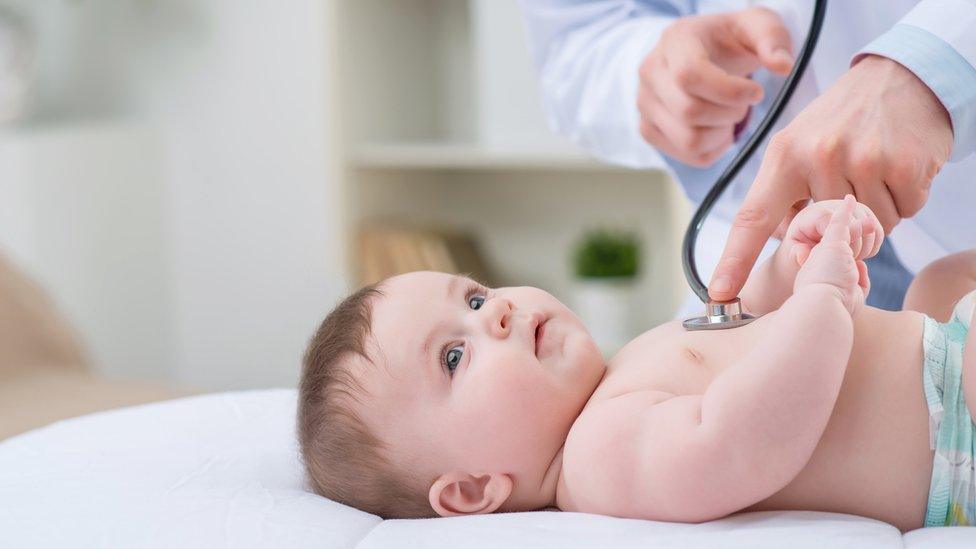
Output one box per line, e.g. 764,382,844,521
853,54,952,145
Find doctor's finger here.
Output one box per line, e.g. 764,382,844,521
886,175,930,220
639,90,732,165
652,105,734,157
709,146,807,301
845,149,901,235
641,117,731,167
807,136,854,202
851,180,900,235
808,171,853,204
731,6,795,75
654,74,750,127
665,36,763,107
640,118,705,166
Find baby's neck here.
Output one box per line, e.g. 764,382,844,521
544,366,608,510
539,445,565,509
549,367,610,511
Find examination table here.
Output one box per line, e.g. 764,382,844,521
2,389,974,548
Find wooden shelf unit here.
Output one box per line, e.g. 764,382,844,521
330,0,690,328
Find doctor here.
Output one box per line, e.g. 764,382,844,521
519,0,976,313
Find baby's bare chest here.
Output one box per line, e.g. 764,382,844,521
589,317,766,401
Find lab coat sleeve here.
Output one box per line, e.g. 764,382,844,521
853,0,976,162
518,0,697,169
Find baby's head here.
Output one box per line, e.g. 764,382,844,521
298,271,605,518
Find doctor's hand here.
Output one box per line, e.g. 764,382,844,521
637,7,794,167
709,54,953,302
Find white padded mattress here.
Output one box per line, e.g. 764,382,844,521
1,390,972,548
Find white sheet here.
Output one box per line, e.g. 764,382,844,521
0,390,972,548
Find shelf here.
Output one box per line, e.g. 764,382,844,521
351,141,642,172
335,1,689,326
0,118,139,143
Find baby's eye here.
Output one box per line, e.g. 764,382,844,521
443,345,463,374
468,295,485,310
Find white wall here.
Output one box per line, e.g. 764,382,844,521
0,1,346,390
148,0,346,390
0,122,176,383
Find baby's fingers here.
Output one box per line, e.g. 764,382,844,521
849,213,864,257
866,215,884,258
857,217,878,260
791,242,813,266
822,194,857,244
856,259,870,297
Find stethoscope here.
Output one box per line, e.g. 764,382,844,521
682,0,828,331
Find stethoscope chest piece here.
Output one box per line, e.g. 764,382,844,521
682,297,761,330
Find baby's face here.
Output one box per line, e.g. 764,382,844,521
358,271,605,497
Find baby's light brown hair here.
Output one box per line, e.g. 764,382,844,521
297,283,434,518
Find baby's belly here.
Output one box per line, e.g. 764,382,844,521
742,308,933,532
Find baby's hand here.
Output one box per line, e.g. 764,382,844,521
793,195,869,316
784,197,884,267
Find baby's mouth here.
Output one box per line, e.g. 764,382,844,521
535,318,547,357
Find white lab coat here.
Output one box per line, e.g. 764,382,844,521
521,0,976,317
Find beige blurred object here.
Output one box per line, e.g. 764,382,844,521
356,225,494,286
0,251,88,374
0,251,189,440
0,6,33,124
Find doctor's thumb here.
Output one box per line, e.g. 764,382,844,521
759,44,795,76
733,7,795,75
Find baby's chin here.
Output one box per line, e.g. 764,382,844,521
555,319,606,380
541,331,606,420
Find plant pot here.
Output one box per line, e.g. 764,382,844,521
572,277,638,357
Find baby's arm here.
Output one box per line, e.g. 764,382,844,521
565,199,862,523
569,286,853,522
736,238,799,314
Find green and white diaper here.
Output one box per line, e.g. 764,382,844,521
921,289,976,527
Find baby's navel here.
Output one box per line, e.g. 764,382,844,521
682,347,704,365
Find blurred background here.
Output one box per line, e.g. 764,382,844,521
0,0,689,438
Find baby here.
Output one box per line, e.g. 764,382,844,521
297,196,976,531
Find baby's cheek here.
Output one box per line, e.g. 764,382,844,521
462,361,554,420
464,364,542,415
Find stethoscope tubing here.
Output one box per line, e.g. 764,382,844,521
681,0,829,304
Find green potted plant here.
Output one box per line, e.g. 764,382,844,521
571,229,641,355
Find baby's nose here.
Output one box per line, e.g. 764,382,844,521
485,298,513,338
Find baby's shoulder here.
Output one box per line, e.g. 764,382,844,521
571,390,677,435
565,390,677,468
559,390,679,513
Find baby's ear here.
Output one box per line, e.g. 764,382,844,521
428,472,513,517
